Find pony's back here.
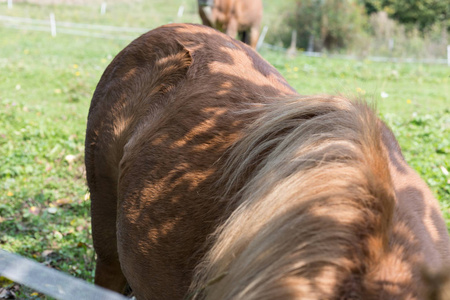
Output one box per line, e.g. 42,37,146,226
86,24,450,300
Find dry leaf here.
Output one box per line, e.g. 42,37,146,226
55,198,73,206
65,154,76,164
47,207,57,214
29,206,40,216
42,250,54,258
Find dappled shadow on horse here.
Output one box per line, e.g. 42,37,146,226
85,23,450,300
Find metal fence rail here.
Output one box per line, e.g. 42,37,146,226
0,15,148,33
0,249,128,300
0,14,144,40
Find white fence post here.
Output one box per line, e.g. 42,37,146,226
256,25,268,51
447,45,450,67
177,5,184,18
389,38,394,51
100,2,107,15
7,0,13,9
50,13,56,37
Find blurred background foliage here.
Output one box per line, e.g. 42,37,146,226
265,0,449,58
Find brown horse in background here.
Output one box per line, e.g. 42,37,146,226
85,23,450,300
198,0,262,48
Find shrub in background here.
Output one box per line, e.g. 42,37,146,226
265,0,448,59
368,11,449,59
360,0,449,32
266,0,368,52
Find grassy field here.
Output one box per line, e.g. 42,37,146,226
0,0,449,298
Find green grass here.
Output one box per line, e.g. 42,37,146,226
0,1,449,298
0,0,200,26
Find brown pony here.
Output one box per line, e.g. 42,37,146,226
85,23,450,300
198,0,262,48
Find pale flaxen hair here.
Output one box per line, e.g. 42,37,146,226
188,95,396,300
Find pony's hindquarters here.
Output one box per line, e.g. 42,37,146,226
85,24,197,297
86,23,294,299
189,98,450,300
86,22,450,300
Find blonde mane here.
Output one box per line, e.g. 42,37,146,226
189,96,397,299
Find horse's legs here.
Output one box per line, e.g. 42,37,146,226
88,161,128,293
250,26,260,49
226,18,238,41
95,254,127,293
238,30,250,45
198,6,213,27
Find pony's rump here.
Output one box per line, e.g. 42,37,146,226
85,24,450,300
189,96,398,299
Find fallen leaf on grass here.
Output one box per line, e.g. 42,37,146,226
65,154,76,164
0,288,14,299
55,198,73,206
0,283,19,299
77,242,89,249
41,250,54,258
47,207,57,214
53,231,63,240
28,206,40,216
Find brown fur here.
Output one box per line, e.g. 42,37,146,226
198,0,263,48
85,24,450,300
422,266,450,300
